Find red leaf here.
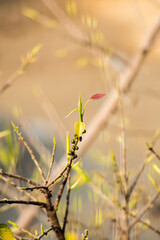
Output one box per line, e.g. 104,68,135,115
90,93,106,100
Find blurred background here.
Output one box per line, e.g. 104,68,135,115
0,0,160,239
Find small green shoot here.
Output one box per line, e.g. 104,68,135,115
66,93,106,122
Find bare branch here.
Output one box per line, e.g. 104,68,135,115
0,169,39,187
47,164,68,188
43,188,65,240
126,160,147,200
129,192,160,229
35,226,53,239
0,199,47,208
12,124,46,182
0,44,42,96
62,173,71,233
54,166,71,210
0,175,37,201
148,146,160,161
129,212,160,236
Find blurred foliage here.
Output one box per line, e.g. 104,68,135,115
0,223,16,240
66,0,77,17
0,126,20,171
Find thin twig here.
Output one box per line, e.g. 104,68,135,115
0,45,41,96
129,211,160,236
54,166,71,210
46,137,56,184
0,170,39,187
13,125,46,182
126,159,147,200
62,173,71,233
23,186,48,191
47,164,68,188
0,199,47,208
0,175,37,201
0,69,24,96
129,191,160,229
35,227,53,239
148,146,160,161
14,235,32,240
14,226,37,239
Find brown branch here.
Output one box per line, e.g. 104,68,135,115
62,173,71,233
44,188,65,240
47,164,68,187
0,169,39,187
54,165,71,210
23,186,48,191
35,226,53,239
0,199,47,208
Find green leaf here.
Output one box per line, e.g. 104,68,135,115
29,44,43,58
0,223,16,240
7,221,19,229
148,175,160,191
70,176,82,189
73,165,90,182
72,158,81,168
74,122,85,138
